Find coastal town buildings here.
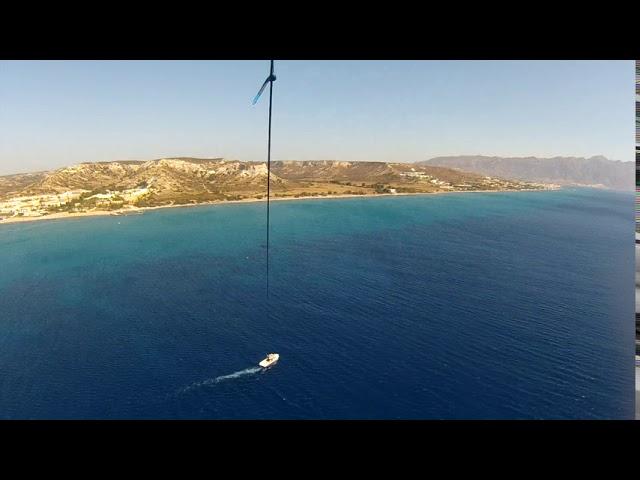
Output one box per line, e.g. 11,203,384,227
0,185,152,221
0,190,87,218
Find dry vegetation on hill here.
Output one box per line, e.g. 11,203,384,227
0,158,549,219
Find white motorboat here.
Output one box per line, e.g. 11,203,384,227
259,353,279,368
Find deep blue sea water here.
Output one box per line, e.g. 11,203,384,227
0,188,634,419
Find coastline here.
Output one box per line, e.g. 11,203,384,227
0,187,559,226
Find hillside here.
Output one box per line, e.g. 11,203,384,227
0,171,48,197
0,158,551,220
420,155,634,191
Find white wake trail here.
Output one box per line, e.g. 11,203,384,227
178,366,263,394
212,366,262,383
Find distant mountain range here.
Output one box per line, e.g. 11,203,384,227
419,155,634,191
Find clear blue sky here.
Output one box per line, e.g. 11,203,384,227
0,60,634,175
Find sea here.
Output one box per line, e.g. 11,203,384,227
0,188,634,419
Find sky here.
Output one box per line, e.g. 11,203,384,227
0,60,634,175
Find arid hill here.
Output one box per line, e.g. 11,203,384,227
2,158,547,202
0,158,551,220
0,171,48,197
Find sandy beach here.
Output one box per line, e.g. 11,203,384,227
0,187,559,226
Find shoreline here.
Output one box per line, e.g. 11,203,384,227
0,187,560,226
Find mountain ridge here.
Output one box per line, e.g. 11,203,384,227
0,157,550,220
419,155,633,191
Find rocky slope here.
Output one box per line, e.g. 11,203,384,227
0,171,48,197
0,157,549,212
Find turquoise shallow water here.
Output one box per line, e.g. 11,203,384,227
0,188,634,419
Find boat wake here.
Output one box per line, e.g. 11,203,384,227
213,366,262,383
178,366,263,394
